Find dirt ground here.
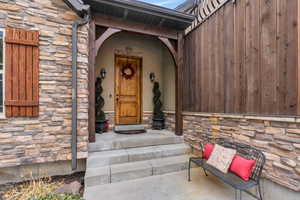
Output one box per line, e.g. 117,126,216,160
0,172,85,200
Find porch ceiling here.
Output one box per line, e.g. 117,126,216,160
83,0,195,30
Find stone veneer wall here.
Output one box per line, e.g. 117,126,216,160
143,111,176,131
104,111,114,131
142,111,152,129
104,111,175,132
142,111,176,131
0,0,89,169
183,112,300,191
143,111,175,131
104,111,153,130
164,111,175,132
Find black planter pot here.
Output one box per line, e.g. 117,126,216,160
152,118,165,130
96,120,108,134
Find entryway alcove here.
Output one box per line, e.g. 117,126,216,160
95,31,176,132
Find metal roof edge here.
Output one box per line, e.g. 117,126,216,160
89,0,195,23
175,0,198,12
63,0,90,17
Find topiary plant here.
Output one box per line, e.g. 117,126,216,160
152,81,164,120
95,77,105,121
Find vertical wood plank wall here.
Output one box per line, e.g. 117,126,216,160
298,0,300,114
183,0,299,115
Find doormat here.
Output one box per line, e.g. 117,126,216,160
114,124,147,134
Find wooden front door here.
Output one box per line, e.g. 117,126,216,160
115,55,142,125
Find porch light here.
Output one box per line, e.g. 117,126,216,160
150,72,155,82
100,68,106,79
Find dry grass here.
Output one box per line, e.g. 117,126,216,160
3,177,62,200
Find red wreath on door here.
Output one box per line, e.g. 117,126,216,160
121,63,135,79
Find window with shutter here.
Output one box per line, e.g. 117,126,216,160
5,28,39,117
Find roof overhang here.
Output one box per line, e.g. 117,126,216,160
83,0,195,30
176,0,198,13
63,0,90,17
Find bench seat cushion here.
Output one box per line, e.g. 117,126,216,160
190,157,258,190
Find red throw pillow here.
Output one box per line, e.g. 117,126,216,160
203,143,214,160
229,155,256,181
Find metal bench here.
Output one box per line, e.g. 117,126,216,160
188,137,266,200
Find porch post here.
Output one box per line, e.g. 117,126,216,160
176,33,184,136
88,19,96,142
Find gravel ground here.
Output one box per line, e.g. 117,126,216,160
0,172,85,200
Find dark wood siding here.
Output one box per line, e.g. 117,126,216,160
183,0,299,115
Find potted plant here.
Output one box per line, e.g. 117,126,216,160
95,77,108,133
152,81,165,130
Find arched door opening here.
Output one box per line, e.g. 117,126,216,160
95,30,176,130
88,21,184,142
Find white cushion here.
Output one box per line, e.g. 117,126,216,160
206,144,236,173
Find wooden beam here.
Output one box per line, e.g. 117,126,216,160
88,20,96,143
95,28,122,54
158,37,178,66
93,14,179,40
176,33,184,136
158,36,181,136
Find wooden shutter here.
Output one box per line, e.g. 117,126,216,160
5,27,39,117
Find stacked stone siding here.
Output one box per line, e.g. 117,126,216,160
0,0,89,168
183,112,300,191
103,111,175,132
142,111,152,129
104,111,115,131
143,111,175,131
105,111,153,129
164,111,175,132
103,111,152,130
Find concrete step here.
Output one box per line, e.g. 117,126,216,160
84,155,191,188
87,143,191,169
89,130,183,152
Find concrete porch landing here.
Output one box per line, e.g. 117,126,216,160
84,169,245,200
84,169,300,200
89,130,184,152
